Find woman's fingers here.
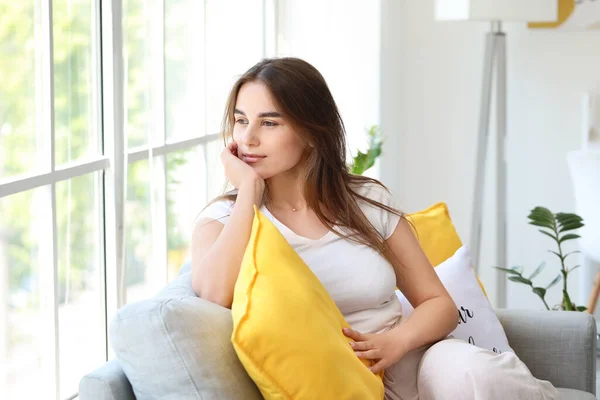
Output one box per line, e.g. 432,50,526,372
222,142,239,163
223,141,235,153
369,359,387,374
221,146,231,159
228,141,238,156
349,340,372,351
354,349,379,360
342,327,365,341
343,327,392,373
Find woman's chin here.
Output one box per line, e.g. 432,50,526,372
256,169,277,180
247,165,268,178
258,171,273,180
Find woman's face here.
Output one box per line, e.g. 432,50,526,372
232,81,308,180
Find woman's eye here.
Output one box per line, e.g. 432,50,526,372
263,120,277,127
235,118,248,125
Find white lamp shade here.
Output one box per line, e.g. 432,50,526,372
435,0,558,22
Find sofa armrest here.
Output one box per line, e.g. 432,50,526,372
79,359,135,400
495,308,596,395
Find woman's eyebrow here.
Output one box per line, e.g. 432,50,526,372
258,111,282,118
234,108,281,118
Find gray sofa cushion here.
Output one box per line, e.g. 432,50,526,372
79,359,134,400
495,309,596,394
109,272,262,400
556,388,596,400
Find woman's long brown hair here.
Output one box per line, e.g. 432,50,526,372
212,57,406,259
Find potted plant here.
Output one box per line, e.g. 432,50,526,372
350,125,383,175
495,207,586,311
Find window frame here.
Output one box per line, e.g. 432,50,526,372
0,0,276,398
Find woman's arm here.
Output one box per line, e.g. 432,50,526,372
191,178,264,308
342,216,458,373
385,217,458,353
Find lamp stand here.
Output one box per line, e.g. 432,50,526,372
470,21,507,308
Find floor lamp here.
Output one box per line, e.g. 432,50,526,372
434,0,557,307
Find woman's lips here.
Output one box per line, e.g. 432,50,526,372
243,154,266,163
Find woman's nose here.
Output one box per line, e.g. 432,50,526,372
241,123,260,146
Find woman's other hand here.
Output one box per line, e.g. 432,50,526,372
343,327,407,374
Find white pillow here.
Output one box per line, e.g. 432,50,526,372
395,245,513,354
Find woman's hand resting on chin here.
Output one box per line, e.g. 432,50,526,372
221,141,263,189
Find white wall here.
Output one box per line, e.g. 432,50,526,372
380,0,600,310
276,0,381,161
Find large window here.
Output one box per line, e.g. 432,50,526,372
0,0,271,398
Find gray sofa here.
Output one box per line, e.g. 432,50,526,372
80,264,598,400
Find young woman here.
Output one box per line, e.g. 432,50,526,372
191,57,559,399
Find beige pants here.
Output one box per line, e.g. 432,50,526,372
383,338,560,400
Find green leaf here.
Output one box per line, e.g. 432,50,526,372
555,212,583,224
559,222,584,232
564,250,581,261
528,207,555,225
532,287,547,299
548,250,564,261
509,276,532,285
351,150,369,175
538,229,558,242
557,215,583,224
559,233,581,244
529,206,554,217
568,265,581,273
528,220,554,229
556,212,584,232
511,266,524,275
350,126,384,175
528,262,546,280
546,274,561,290
494,267,522,275
576,306,587,312
556,212,580,217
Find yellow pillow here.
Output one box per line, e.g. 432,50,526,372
231,207,384,400
407,202,487,295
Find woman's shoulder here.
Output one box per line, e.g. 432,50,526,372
352,179,396,205
351,179,403,239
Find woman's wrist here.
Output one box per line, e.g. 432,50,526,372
238,178,265,206
389,296,456,355
387,324,412,357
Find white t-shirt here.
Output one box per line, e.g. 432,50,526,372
199,182,404,334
